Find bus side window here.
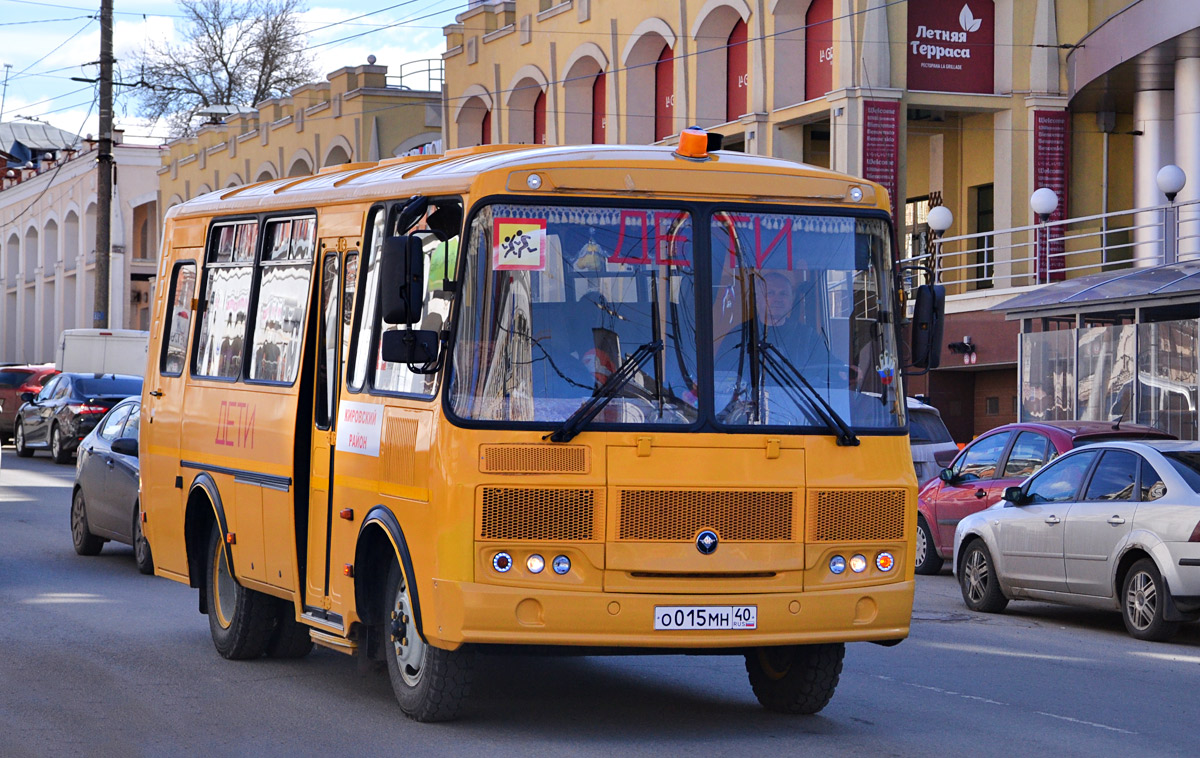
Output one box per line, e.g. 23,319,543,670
194,221,258,380
248,216,316,384
349,209,385,392
315,252,339,429
161,262,197,376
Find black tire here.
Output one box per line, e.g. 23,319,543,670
914,515,945,575
14,421,32,458
205,525,274,660
383,558,473,722
1121,558,1180,642
70,488,104,556
959,539,1009,613
266,600,314,659
132,504,154,575
745,643,845,715
50,424,71,464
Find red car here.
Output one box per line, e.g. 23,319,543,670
915,420,1175,574
0,364,59,443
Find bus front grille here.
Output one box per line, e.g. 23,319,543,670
480,487,600,541
616,490,793,541
807,490,907,542
479,444,589,474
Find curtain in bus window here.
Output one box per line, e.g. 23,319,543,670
351,212,384,390
195,221,257,379
249,217,316,383
162,263,197,376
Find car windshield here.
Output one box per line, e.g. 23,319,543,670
75,376,143,396
1164,452,1200,493
711,212,903,429
909,408,952,444
450,202,698,425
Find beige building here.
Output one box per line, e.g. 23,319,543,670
441,0,1191,440
158,60,444,211
0,129,161,363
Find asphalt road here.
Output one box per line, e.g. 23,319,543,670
2,447,1198,758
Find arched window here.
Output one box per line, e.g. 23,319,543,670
693,2,751,126
563,46,608,145
655,46,675,141
506,69,548,145
623,20,677,144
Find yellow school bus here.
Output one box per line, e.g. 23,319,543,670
142,130,938,721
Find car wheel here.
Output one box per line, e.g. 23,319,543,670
745,643,845,715
266,600,314,659
132,504,154,575
14,421,32,458
914,515,944,575
50,424,71,464
959,539,1008,613
1121,558,1180,642
71,489,105,556
384,557,473,722
206,524,274,659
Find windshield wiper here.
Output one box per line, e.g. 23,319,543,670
544,340,663,443
758,341,860,447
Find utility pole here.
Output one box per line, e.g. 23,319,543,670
0,63,12,122
93,0,113,328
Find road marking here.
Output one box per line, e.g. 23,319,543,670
1035,711,1136,735
916,640,1092,663
1130,651,1200,665
22,593,109,604
874,676,1008,706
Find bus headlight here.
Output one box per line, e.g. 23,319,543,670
552,555,571,575
492,552,513,573
876,552,895,572
527,554,545,574
849,554,868,573
829,555,846,575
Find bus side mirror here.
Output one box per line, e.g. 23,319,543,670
381,235,424,325
381,329,439,366
910,283,945,370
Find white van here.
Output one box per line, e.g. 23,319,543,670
56,329,150,377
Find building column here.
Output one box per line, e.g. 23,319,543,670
1134,89,1174,264
1175,58,1200,256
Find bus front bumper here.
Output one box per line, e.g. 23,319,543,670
426,579,914,650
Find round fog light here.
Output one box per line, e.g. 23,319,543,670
526,173,543,190
527,554,545,574
876,552,895,572
492,552,512,573
849,554,868,573
552,555,571,575
849,186,864,202
829,555,846,575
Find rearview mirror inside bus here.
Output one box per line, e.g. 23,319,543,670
381,329,439,366
381,235,425,325
910,283,945,370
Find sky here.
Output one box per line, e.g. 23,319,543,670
0,0,466,145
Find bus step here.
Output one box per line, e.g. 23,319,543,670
310,629,357,656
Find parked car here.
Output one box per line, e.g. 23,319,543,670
0,364,59,443
70,397,152,573
908,397,958,487
915,420,1174,574
953,440,1200,641
13,373,143,463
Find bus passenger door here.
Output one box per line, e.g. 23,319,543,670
305,250,348,615
142,258,200,578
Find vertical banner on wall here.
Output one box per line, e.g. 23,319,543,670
1034,111,1070,282
804,0,833,101
906,0,995,94
863,100,900,221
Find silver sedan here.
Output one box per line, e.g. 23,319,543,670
953,440,1200,641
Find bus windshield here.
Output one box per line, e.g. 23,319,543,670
449,202,903,432
450,202,699,425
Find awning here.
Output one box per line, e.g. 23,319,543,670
994,259,1200,319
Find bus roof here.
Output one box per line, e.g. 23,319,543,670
166,143,890,221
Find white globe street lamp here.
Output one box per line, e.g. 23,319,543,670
1030,188,1059,284
1157,164,1186,203
927,205,953,234
1030,187,1059,223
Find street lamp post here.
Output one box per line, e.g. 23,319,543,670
1030,187,1059,285
1157,164,1186,265
927,205,953,286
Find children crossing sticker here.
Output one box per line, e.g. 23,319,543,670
493,217,547,271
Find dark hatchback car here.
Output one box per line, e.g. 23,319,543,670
71,396,152,573
915,420,1176,574
0,364,59,443
13,373,143,463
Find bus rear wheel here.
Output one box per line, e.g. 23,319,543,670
745,643,845,715
205,525,274,660
383,558,473,722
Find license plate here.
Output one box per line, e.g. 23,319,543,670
654,605,757,630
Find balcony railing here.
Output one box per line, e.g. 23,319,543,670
899,198,1200,297
386,59,444,93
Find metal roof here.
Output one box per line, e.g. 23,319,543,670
994,259,1200,319
0,121,78,153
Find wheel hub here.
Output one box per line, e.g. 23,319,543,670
391,580,425,687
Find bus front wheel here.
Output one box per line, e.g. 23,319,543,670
205,525,274,660
383,558,474,722
745,643,845,714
